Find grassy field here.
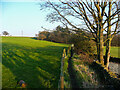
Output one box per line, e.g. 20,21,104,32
1,37,119,88
104,46,120,58
2,37,68,88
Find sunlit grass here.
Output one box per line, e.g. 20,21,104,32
2,37,68,88
104,46,120,58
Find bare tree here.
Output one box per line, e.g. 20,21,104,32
104,1,120,68
40,0,120,66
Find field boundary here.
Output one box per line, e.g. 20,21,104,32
90,61,120,89
58,45,73,89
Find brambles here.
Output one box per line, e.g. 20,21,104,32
70,34,97,55
72,54,100,88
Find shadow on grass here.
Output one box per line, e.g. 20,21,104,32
31,37,37,40
2,42,66,88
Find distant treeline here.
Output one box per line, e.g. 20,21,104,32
103,34,120,47
35,25,120,47
36,26,71,44
109,34,120,47
35,26,120,55
35,26,97,55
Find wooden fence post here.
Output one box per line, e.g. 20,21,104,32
60,76,64,89
71,44,74,57
60,48,66,89
67,47,70,55
63,48,66,58
59,46,73,89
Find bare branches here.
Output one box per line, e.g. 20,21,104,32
48,0,81,30
103,1,120,26
111,15,119,38
39,0,119,42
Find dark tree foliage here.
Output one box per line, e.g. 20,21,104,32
2,31,9,36
37,26,71,43
111,34,120,46
70,33,96,55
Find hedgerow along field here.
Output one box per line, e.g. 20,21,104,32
2,37,68,88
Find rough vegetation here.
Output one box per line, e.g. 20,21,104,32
90,61,120,89
67,53,120,89
71,54,100,88
70,34,96,55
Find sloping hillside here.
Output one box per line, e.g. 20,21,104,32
2,37,68,88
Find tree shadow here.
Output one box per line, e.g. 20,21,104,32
2,42,67,88
31,37,37,40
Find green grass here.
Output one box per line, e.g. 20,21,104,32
104,46,120,58
2,37,68,88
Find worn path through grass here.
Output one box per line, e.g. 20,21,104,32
68,54,80,89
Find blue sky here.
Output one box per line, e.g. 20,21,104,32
0,1,61,37
0,0,117,37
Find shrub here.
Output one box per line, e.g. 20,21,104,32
70,34,96,55
38,34,46,40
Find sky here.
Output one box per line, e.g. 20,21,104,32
0,0,118,37
0,0,61,37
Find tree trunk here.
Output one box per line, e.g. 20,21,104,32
104,1,112,68
99,31,104,65
96,42,100,61
105,39,111,68
104,20,111,68
99,23,104,65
